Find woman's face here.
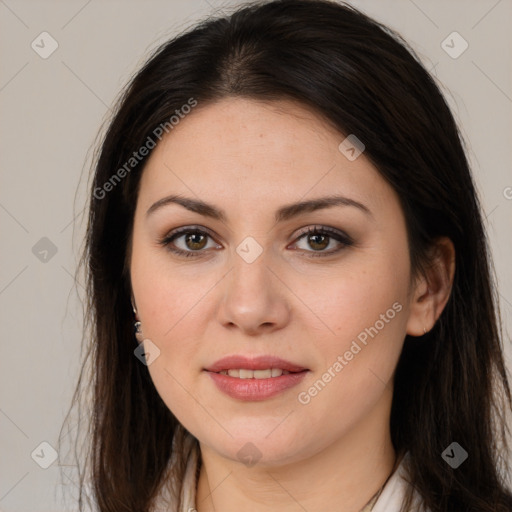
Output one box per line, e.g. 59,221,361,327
130,97,421,466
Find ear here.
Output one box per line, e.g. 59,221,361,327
129,289,144,343
406,236,455,336
131,294,139,317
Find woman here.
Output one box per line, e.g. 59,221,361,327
62,1,512,511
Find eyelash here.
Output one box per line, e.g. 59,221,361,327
157,225,353,259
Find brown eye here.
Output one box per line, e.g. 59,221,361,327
158,226,220,258
184,232,208,250
292,226,353,257
307,233,330,251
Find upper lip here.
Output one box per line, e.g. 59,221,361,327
204,355,309,373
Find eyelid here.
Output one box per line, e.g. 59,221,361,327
293,225,352,243
163,224,217,240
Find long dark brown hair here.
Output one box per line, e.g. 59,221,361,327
60,1,512,510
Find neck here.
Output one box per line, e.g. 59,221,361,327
195,390,397,512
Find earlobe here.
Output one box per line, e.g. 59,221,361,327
406,237,456,337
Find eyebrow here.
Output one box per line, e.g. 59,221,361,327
146,194,373,222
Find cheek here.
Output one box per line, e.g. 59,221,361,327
130,246,207,404
130,232,214,335
132,254,215,417
301,245,410,339
310,276,407,378
294,276,407,437
298,245,410,397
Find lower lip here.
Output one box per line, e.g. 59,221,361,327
205,370,309,401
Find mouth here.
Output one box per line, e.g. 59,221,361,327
211,368,307,379
203,355,309,399
204,354,309,376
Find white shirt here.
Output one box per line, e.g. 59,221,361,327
151,429,429,512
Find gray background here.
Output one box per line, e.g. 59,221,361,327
1,0,511,510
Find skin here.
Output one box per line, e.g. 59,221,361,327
129,98,455,512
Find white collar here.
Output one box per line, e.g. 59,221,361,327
372,452,428,512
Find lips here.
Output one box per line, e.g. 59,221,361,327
204,355,308,374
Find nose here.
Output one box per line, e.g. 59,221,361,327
216,249,291,336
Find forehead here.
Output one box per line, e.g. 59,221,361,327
138,98,394,216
